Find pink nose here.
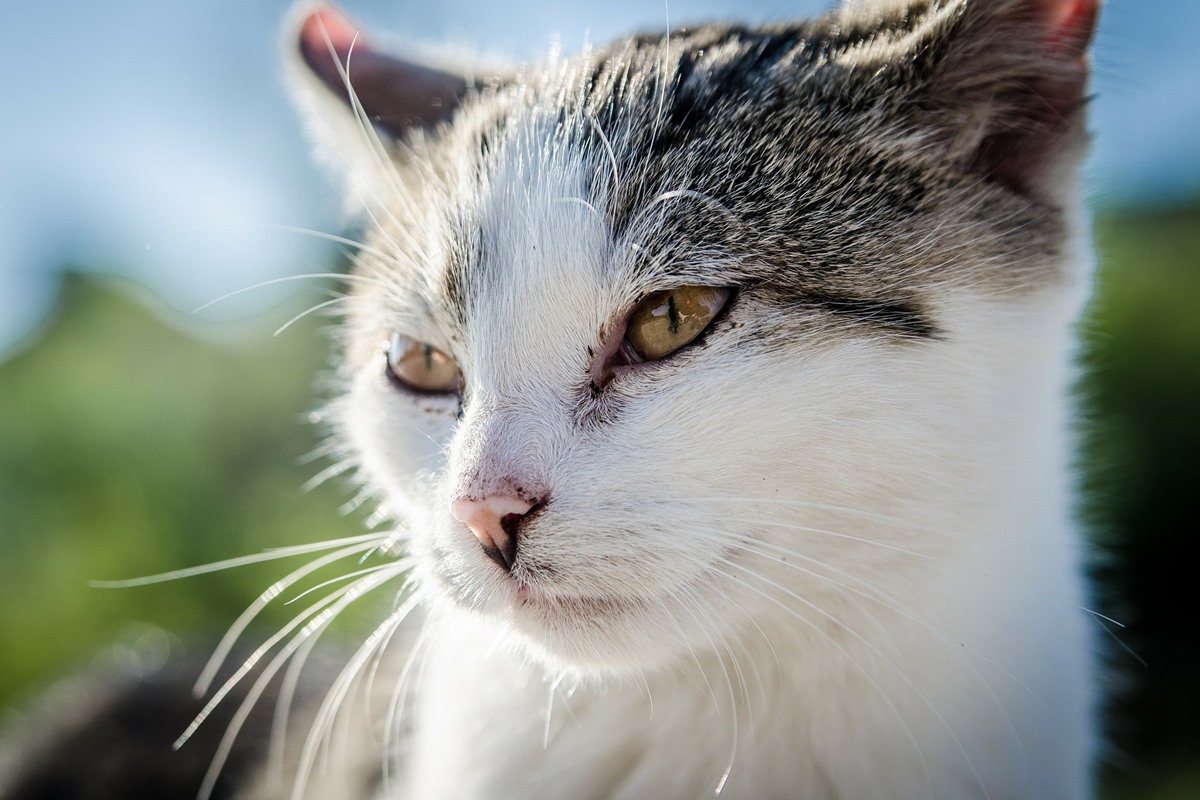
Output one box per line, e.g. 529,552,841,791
451,495,536,571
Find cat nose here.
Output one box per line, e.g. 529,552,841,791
451,495,537,572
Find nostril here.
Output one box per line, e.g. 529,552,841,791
499,512,524,540
481,535,517,572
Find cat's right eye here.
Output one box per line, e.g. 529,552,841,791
385,333,461,394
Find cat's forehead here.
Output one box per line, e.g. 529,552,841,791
430,27,893,310
356,5,1077,357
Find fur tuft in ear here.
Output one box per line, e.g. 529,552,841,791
934,0,1099,196
854,0,1101,197
295,4,468,140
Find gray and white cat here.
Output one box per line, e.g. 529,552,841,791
0,1,1105,798
280,0,1103,797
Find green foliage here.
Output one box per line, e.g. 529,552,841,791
0,274,363,705
1082,203,1200,797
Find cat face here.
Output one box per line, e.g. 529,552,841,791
293,0,1097,677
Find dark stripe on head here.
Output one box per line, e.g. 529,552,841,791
794,292,939,339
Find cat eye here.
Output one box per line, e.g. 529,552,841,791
624,286,731,362
385,333,461,394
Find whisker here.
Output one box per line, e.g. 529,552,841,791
267,622,325,793
282,563,398,607
722,515,934,559
362,576,420,720
588,111,621,191
1077,605,1125,628
142,222,388,263
182,579,369,750
656,592,722,715
303,458,358,492
292,593,422,800
274,294,359,336
725,532,1047,711
89,533,384,588
197,621,332,800
1083,606,1147,667
382,616,436,793
692,495,925,531
193,270,386,315
313,16,431,252
196,567,400,800
196,539,387,695
674,585,739,795
720,568,937,797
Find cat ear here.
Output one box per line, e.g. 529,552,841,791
881,0,1100,197
292,4,469,140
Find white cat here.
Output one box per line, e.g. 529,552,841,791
263,0,1107,797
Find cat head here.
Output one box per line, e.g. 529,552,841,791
288,0,1098,677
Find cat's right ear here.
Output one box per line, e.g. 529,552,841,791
284,4,475,205
293,4,468,139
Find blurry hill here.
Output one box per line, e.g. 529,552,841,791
1,201,1198,798
0,276,365,709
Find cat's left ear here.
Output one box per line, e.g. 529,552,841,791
886,0,1101,198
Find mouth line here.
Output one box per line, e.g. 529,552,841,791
427,564,620,615
512,580,641,618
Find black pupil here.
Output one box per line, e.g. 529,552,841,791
666,294,680,335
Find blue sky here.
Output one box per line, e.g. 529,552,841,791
1,0,1197,354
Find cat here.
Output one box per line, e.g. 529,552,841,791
274,0,1106,796
0,1,1104,798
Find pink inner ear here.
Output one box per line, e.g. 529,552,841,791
296,2,468,136
1043,0,1099,56
299,5,366,64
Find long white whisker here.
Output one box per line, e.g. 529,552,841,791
182,581,366,749
268,619,325,793
382,616,436,794
724,567,936,797
692,495,922,528
725,532,1047,711
143,222,389,262
196,567,399,800
362,576,420,722
192,270,386,315
274,294,358,336
196,618,333,800
1082,606,1146,667
292,593,422,800
196,539,386,695
656,592,722,715
673,585,739,795
282,563,396,607
722,514,934,559
315,17,430,252
588,111,621,191
302,458,359,493
89,533,384,588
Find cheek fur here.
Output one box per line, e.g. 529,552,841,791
353,326,971,675
344,369,458,513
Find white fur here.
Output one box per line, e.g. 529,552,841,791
317,108,1100,799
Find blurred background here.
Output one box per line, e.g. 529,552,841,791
0,1,1196,797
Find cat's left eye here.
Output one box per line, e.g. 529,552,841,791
385,333,461,394
624,285,731,363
